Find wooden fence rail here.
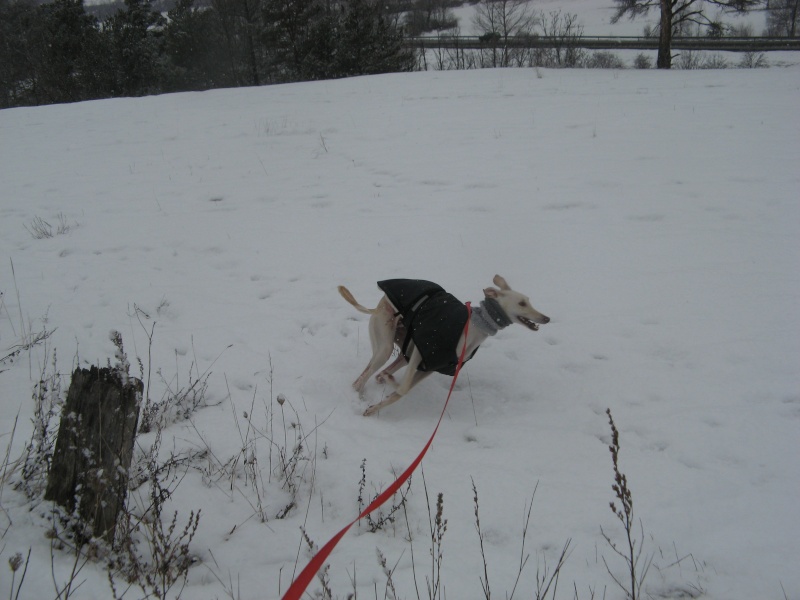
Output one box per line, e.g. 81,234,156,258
405,35,800,52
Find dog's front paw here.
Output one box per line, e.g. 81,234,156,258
363,404,379,417
375,372,397,386
353,383,367,400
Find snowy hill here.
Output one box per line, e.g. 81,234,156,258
1,66,799,599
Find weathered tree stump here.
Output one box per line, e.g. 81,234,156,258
45,366,142,543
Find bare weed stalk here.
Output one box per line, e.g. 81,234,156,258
508,484,536,600
358,459,412,534
0,328,56,370
650,541,705,598
273,397,309,519
46,514,93,600
0,413,20,532
24,213,75,239
111,427,201,600
130,304,156,431
189,369,330,527
376,547,402,600
2,259,56,377
534,538,571,600
205,549,242,600
11,341,63,501
299,528,333,599
472,478,491,600
426,489,447,600
267,396,330,520
225,377,269,522
600,408,653,600
128,305,228,433
7,548,31,600
473,479,570,600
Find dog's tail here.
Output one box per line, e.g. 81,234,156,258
338,285,375,315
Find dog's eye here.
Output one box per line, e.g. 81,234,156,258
518,301,527,307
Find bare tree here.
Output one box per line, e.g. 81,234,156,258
766,0,799,36
211,0,265,85
611,0,764,68
472,0,536,67
405,0,457,35
535,10,586,67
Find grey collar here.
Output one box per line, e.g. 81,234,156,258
471,297,512,336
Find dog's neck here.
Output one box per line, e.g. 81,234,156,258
470,297,512,336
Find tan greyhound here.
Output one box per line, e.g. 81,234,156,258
338,275,550,416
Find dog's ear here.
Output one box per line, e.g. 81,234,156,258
484,287,500,298
493,275,511,291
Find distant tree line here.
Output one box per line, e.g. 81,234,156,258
611,0,797,68
767,0,799,37
0,0,416,108
2,0,796,107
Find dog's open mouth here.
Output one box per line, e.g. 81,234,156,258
518,316,540,331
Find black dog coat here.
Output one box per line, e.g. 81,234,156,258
377,279,475,376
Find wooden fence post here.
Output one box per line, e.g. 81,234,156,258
45,365,142,543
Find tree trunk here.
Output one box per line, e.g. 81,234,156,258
657,0,673,68
45,366,142,543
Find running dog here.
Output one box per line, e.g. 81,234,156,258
338,275,550,416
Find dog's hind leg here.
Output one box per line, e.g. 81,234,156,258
353,344,393,395
376,354,407,386
353,306,399,395
364,349,430,416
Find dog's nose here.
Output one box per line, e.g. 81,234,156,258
541,315,550,324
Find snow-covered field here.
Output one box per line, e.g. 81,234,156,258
1,39,799,600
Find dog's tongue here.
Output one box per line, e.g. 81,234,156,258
519,317,539,331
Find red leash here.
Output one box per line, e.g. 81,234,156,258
281,302,472,600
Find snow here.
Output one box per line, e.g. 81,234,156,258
1,45,799,600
